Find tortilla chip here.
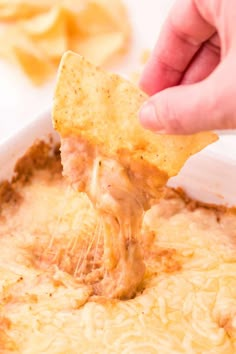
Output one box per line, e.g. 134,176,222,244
0,0,56,21
20,6,68,59
70,32,125,66
53,51,218,178
76,0,129,36
0,27,53,84
0,0,130,85
94,0,130,34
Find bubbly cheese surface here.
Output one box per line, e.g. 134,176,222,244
1,154,236,353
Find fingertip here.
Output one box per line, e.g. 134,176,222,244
140,76,224,135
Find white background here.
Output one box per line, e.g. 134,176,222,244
0,0,235,160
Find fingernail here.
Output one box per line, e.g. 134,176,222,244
139,102,164,131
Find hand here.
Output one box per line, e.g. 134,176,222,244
139,0,236,134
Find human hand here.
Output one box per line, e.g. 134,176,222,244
139,0,236,134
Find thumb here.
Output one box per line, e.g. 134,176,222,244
139,65,236,134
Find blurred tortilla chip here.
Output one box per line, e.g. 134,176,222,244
76,0,129,36
0,27,53,84
21,6,65,36
20,6,68,59
0,0,130,84
94,0,130,35
53,51,218,178
11,46,53,84
70,32,125,66
0,0,56,21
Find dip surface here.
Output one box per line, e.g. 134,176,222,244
0,142,236,353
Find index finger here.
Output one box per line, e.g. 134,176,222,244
140,0,216,95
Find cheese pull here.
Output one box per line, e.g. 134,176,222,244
52,51,217,299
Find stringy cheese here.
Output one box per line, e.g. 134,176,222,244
0,166,236,353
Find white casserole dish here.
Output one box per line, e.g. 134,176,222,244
0,110,236,207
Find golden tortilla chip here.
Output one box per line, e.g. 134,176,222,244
0,27,53,84
70,32,125,66
20,6,64,36
94,0,130,35
0,0,130,85
0,0,56,20
53,51,218,178
20,6,68,59
76,0,129,37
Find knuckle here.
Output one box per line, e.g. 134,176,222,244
204,71,236,129
169,17,200,47
204,39,220,55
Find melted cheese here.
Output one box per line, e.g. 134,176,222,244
61,136,164,299
1,163,236,353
